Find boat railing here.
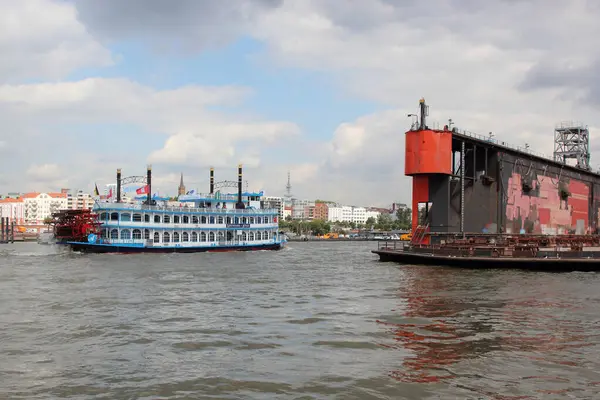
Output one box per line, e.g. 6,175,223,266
377,240,409,251
95,202,278,214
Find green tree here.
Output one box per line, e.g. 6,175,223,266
376,213,393,231
309,219,331,235
395,207,412,230
365,217,376,229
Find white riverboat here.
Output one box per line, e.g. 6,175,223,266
53,165,285,253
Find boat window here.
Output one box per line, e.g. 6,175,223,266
132,229,142,239
153,232,160,243
182,232,189,242
264,230,269,240
183,215,189,224
144,214,150,223
256,217,262,224
219,216,225,224
249,217,254,224
110,212,119,221
234,217,239,224
226,231,233,241
249,232,254,241
264,216,269,224
163,232,170,243
208,232,215,242
192,232,198,242
242,232,247,241
133,213,142,222
193,216,199,224
101,229,108,238
209,216,215,224
174,215,180,224
173,232,180,242
154,215,161,223
256,231,262,240
100,212,108,221
121,229,131,240
164,215,171,223
144,229,150,239
121,213,132,222
225,216,231,224
110,229,119,239
218,232,224,241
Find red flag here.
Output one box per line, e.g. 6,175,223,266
136,185,149,195
107,188,113,199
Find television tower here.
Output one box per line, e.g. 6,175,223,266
285,171,292,205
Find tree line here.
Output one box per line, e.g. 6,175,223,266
279,207,417,236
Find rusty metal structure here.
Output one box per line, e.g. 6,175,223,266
372,98,600,270
405,98,600,241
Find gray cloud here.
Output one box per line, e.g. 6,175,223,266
73,0,283,51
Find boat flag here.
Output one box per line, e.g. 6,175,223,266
94,183,100,196
136,185,149,195
107,187,113,199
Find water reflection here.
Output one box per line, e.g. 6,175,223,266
378,266,600,398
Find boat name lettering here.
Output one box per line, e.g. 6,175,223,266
226,223,251,228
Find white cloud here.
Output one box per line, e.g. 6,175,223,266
241,0,600,204
6,0,600,207
0,0,112,82
26,163,61,181
0,78,300,194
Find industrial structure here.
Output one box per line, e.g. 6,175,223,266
403,98,600,238
373,98,600,270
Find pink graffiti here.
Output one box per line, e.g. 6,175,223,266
505,173,588,234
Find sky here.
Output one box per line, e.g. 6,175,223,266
2,0,600,207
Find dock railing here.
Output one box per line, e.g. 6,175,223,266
451,129,552,160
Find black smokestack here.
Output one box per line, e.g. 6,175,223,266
146,165,152,205
116,168,122,203
236,164,245,209
210,168,214,194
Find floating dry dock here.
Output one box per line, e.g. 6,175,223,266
372,234,600,272
375,98,600,271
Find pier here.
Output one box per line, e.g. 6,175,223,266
0,217,15,244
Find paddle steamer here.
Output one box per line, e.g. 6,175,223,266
52,165,285,253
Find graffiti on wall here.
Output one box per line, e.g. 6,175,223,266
505,172,589,234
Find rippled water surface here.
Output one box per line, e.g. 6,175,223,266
2,241,600,399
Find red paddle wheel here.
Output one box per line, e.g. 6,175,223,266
50,209,102,242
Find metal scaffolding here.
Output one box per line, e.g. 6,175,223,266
553,122,591,170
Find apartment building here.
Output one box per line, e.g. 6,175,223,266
327,205,380,224
313,202,329,220
22,192,69,224
291,199,314,220
67,190,94,210
0,198,26,224
263,196,285,219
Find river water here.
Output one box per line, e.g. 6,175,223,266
1,241,600,399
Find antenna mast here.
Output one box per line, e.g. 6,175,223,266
285,171,292,205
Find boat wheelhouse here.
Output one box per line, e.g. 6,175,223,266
52,165,285,253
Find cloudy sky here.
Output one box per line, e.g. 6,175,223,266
1,0,600,206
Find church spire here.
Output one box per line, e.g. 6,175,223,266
178,172,186,196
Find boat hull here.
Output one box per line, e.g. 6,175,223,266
62,242,284,254
372,249,600,272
